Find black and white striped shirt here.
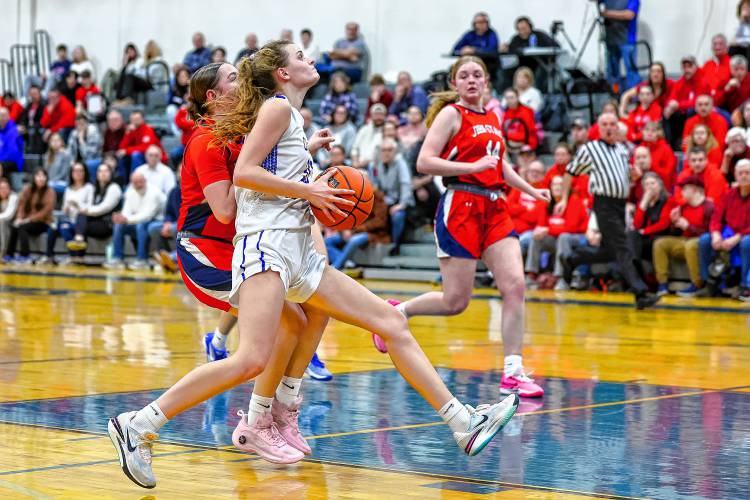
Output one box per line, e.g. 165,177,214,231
567,140,631,199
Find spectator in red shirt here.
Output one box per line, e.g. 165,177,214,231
626,85,662,142
698,159,750,300
640,121,678,188
619,62,672,115
103,109,126,155
115,110,166,183
74,70,100,115
502,88,538,151
525,175,588,284
171,105,195,166
664,56,710,149
677,147,729,203
683,94,730,150
542,142,591,205
0,92,23,122
366,74,393,122
717,55,750,113
720,126,750,183
629,172,677,266
685,123,723,166
40,89,76,143
508,160,545,258
652,175,714,296
702,34,731,97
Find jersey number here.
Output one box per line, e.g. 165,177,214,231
486,140,501,158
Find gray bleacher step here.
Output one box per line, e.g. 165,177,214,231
362,267,439,283
397,243,438,257
381,255,439,270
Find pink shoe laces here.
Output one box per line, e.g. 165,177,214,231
237,410,286,446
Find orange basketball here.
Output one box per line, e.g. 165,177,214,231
311,166,374,230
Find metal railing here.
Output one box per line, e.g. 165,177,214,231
34,30,52,75
0,59,15,95
10,44,39,97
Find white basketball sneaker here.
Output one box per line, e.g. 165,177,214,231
454,394,519,456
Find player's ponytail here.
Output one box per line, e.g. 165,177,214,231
425,55,488,128
212,40,293,147
186,62,223,121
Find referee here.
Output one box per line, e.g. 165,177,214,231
556,112,659,309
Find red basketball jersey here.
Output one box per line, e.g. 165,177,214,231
440,103,507,190
178,125,242,244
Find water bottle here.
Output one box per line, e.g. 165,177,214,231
105,242,113,262
529,34,538,48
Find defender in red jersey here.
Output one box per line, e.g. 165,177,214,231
371,56,550,398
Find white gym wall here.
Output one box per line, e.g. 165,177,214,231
0,0,738,81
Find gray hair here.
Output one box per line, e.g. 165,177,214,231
731,54,748,68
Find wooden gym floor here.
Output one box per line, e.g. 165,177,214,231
0,266,748,499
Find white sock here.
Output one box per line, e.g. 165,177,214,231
439,397,471,433
504,354,523,376
130,402,168,435
395,302,409,318
247,393,274,425
276,376,302,406
211,329,228,350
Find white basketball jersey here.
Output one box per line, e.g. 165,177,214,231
235,96,315,239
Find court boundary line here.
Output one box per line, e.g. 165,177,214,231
2,268,748,314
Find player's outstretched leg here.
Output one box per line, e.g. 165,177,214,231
306,266,519,455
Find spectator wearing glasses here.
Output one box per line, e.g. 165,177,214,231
368,137,413,255
132,144,176,196
452,12,500,82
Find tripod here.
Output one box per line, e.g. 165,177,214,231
551,4,606,79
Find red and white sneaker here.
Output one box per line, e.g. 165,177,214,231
272,396,311,455
500,371,544,398
371,299,401,354
232,410,304,464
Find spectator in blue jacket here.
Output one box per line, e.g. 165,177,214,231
183,32,212,74
388,71,429,123
319,72,360,124
452,12,501,83
149,164,181,272
0,108,24,176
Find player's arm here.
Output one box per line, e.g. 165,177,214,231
202,180,236,224
416,106,495,176
233,99,354,218
502,160,550,202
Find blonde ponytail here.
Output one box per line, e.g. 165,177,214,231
211,40,293,147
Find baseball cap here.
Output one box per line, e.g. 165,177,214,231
369,103,387,114
571,118,588,129
678,175,704,189
681,55,697,65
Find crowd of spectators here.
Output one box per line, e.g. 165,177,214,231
0,4,749,302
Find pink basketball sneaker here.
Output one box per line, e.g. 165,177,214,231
500,371,544,398
371,299,401,353
232,410,304,464
272,397,311,455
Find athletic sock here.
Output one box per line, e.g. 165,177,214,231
211,329,228,350
395,302,409,318
439,397,471,433
504,354,523,377
276,376,302,406
130,401,168,435
247,394,274,425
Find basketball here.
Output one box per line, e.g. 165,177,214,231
311,166,374,230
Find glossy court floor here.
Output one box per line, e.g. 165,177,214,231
0,267,749,499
